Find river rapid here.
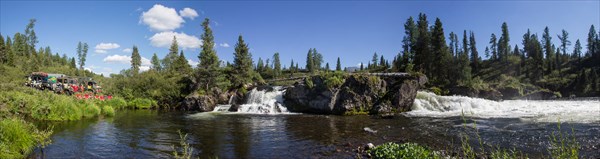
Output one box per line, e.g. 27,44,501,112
30,90,600,158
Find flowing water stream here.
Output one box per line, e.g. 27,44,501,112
30,91,600,158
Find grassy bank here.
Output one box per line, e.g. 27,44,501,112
0,83,141,157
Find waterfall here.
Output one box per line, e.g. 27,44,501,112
406,91,600,123
237,86,290,114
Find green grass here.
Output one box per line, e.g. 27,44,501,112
128,98,154,109
0,117,52,159
172,130,195,159
368,142,439,159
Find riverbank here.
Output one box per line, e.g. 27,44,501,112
0,83,142,158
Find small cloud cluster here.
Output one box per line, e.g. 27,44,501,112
219,43,230,48
149,31,202,49
122,48,132,53
103,54,152,71
94,43,120,54
140,4,203,50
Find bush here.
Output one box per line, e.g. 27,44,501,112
129,98,154,109
101,105,115,117
304,78,314,89
81,104,101,118
368,142,438,159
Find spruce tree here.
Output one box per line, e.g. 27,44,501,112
484,47,490,59
232,35,254,87
379,55,386,70
574,39,582,61
306,49,314,73
489,33,498,60
430,18,451,84
0,33,5,64
542,26,554,73
163,36,179,72
402,16,418,72
25,19,38,57
587,25,597,58
273,52,281,78
325,63,330,71
371,52,379,69
76,42,88,76
256,57,264,73
499,22,510,61
336,57,342,71
469,31,479,73
175,50,192,75
131,46,141,75
197,18,224,92
151,53,162,71
414,13,431,74
312,48,323,70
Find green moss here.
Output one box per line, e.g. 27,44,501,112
343,107,369,115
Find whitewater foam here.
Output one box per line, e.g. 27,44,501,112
237,86,291,114
406,91,600,123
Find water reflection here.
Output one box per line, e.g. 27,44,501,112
30,111,600,158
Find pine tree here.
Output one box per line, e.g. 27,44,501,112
430,18,451,84
256,58,264,73
306,49,314,73
379,55,386,70
25,19,38,57
175,50,192,75
0,33,5,64
499,22,510,61
312,48,323,70
402,16,418,72
231,35,254,87
151,53,162,71
542,26,554,73
360,63,364,71
131,46,141,75
587,25,597,57
197,18,225,92
273,52,281,78
5,36,14,66
489,33,498,60
336,57,342,71
163,36,179,72
371,52,379,69
469,31,479,73
484,47,490,59
557,29,571,76
414,13,431,74
69,57,76,69
76,42,88,76
325,63,330,71
574,39,582,61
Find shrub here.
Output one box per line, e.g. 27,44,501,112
304,78,314,89
368,142,438,159
82,104,101,118
129,98,154,109
101,105,115,117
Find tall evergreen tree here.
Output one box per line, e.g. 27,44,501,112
430,18,451,84
484,46,490,59
325,63,330,71
542,26,554,73
557,29,571,76
306,49,314,73
174,50,192,75
197,18,224,91
402,16,418,72
469,31,479,73
312,48,323,70
489,33,498,60
256,57,264,73
336,57,342,71
232,35,254,87
414,13,431,74
151,53,162,71
131,46,141,75
273,52,281,78
69,57,76,69
0,33,5,64
25,19,38,57
574,39,582,61
76,42,88,76
371,52,379,69
163,36,179,71
379,55,386,69
499,22,510,61
587,25,597,57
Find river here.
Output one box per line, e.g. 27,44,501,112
30,90,600,158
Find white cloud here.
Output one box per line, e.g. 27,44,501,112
95,49,107,54
149,31,202,49
187,59,198,67
103,54,152,67
122,48,132,53
94,43,120,54
179,8,199,20
142,57,152,66
140,66,151,72
140,4,184,31
219,43,230,48
103,55,131,64
95,43,120,50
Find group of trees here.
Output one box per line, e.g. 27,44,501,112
388,13,600,96
0,19,96,81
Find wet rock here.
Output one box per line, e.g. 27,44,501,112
363,127,377,134
182,92,217,111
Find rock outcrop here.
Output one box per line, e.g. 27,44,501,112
284,74,427,115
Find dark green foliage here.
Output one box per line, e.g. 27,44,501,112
273,52,281,78
232,35,255,87
543,27,555,73
173,51,192,75
131,46,141,75
430,18,451,85
414,13,431,75
306,49,314,73
196,18,227,92
151,53,162,71
76,42,88,76
469,31,479,73
499,22,511,61
368,142,438,159
490,33,498,60
336,57,342,71
163,36,179,72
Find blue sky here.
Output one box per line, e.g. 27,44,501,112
1,1,599,76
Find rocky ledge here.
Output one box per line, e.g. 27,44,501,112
284,73,427,116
